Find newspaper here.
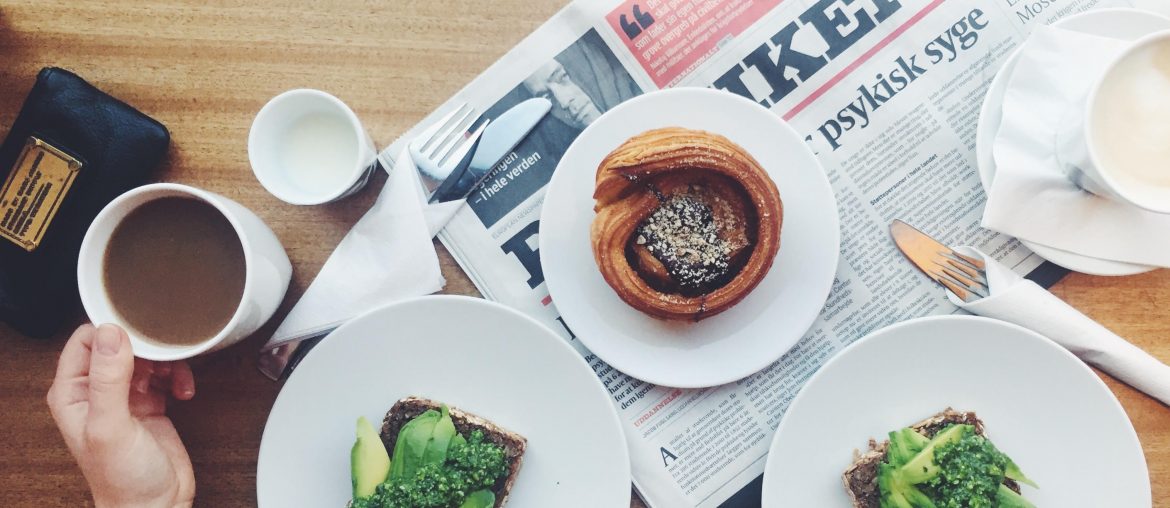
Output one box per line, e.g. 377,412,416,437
378,0,1144,505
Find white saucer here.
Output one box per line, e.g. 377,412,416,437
975,7,1170,276
539,88,840,388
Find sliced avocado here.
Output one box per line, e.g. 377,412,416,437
391,409,440,480
1004,457,1038,488
900,424,972,484
902,428,930,448
903,486,937,508
351,416,391,499
458,489,496,508
887,428,929,468
422,405,458,466
877,463,936,508
877,463,914,508
452,432,467,449
996,483,1037,508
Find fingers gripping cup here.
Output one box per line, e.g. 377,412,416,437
78,184,292,361
1060,30,1170,214
248,89,378,205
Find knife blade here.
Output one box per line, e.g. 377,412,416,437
429,98,551,203
890,220,989,301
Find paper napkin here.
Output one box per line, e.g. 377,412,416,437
982,25,1170,268
264,148,446,349
949,248,1170,406
422,198,465,237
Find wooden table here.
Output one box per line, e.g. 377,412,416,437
0,1,1166,506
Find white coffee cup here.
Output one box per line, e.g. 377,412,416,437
1059,30,1170,214
248,89,377,205
78,183,292,361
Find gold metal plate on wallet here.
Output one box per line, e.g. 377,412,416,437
0,137,82,252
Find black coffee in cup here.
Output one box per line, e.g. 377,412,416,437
102,197,245,346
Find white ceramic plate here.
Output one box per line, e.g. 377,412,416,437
540,88,840,388
975,8,1170,276
257,296,631,507
761,316,1149,507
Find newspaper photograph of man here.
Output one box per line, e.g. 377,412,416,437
523,60,603,130
464,28,641,228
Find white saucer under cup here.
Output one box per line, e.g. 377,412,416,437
540,88,840,389
975,7,1170,276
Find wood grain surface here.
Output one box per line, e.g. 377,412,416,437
0,1,1166,507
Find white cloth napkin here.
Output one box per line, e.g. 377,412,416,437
264,148,447,349
948,248,1170,406
982,25,1170,268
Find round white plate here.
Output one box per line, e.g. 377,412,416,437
540,88,840,388
257,296,631,507
761,315,1149,507
975,8,1170,276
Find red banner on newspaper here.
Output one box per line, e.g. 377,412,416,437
606,0,780,88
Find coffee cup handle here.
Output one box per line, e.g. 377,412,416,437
1053,102,1117,198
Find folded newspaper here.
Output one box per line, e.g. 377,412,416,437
376,0,1158,505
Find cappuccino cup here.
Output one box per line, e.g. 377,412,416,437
1059,30,1170,214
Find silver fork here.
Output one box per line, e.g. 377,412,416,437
408,103,488,192
890,219,989,303
930,248,989,303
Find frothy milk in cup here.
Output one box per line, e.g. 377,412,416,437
1091,37,1170,197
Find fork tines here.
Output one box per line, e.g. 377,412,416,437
931,250,988,302
419,104,479,166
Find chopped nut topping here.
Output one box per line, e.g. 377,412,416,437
636,193,731,292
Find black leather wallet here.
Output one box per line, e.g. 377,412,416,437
0,68,170,338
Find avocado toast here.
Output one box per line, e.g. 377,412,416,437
843,408,1036,508
350,397,527,508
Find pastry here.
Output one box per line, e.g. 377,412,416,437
590,127,782,321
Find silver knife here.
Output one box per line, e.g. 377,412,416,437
429,98,551,203
257,99,551,381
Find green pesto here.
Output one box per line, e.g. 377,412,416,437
924,433,1009,508
352,430,507,508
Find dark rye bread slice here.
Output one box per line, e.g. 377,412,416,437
842,408,1020,508
378,397,527,508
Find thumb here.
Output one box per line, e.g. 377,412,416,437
86,324,135,437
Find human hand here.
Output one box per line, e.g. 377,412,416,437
47,324,197,508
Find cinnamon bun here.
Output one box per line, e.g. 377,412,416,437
590,127,783,321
